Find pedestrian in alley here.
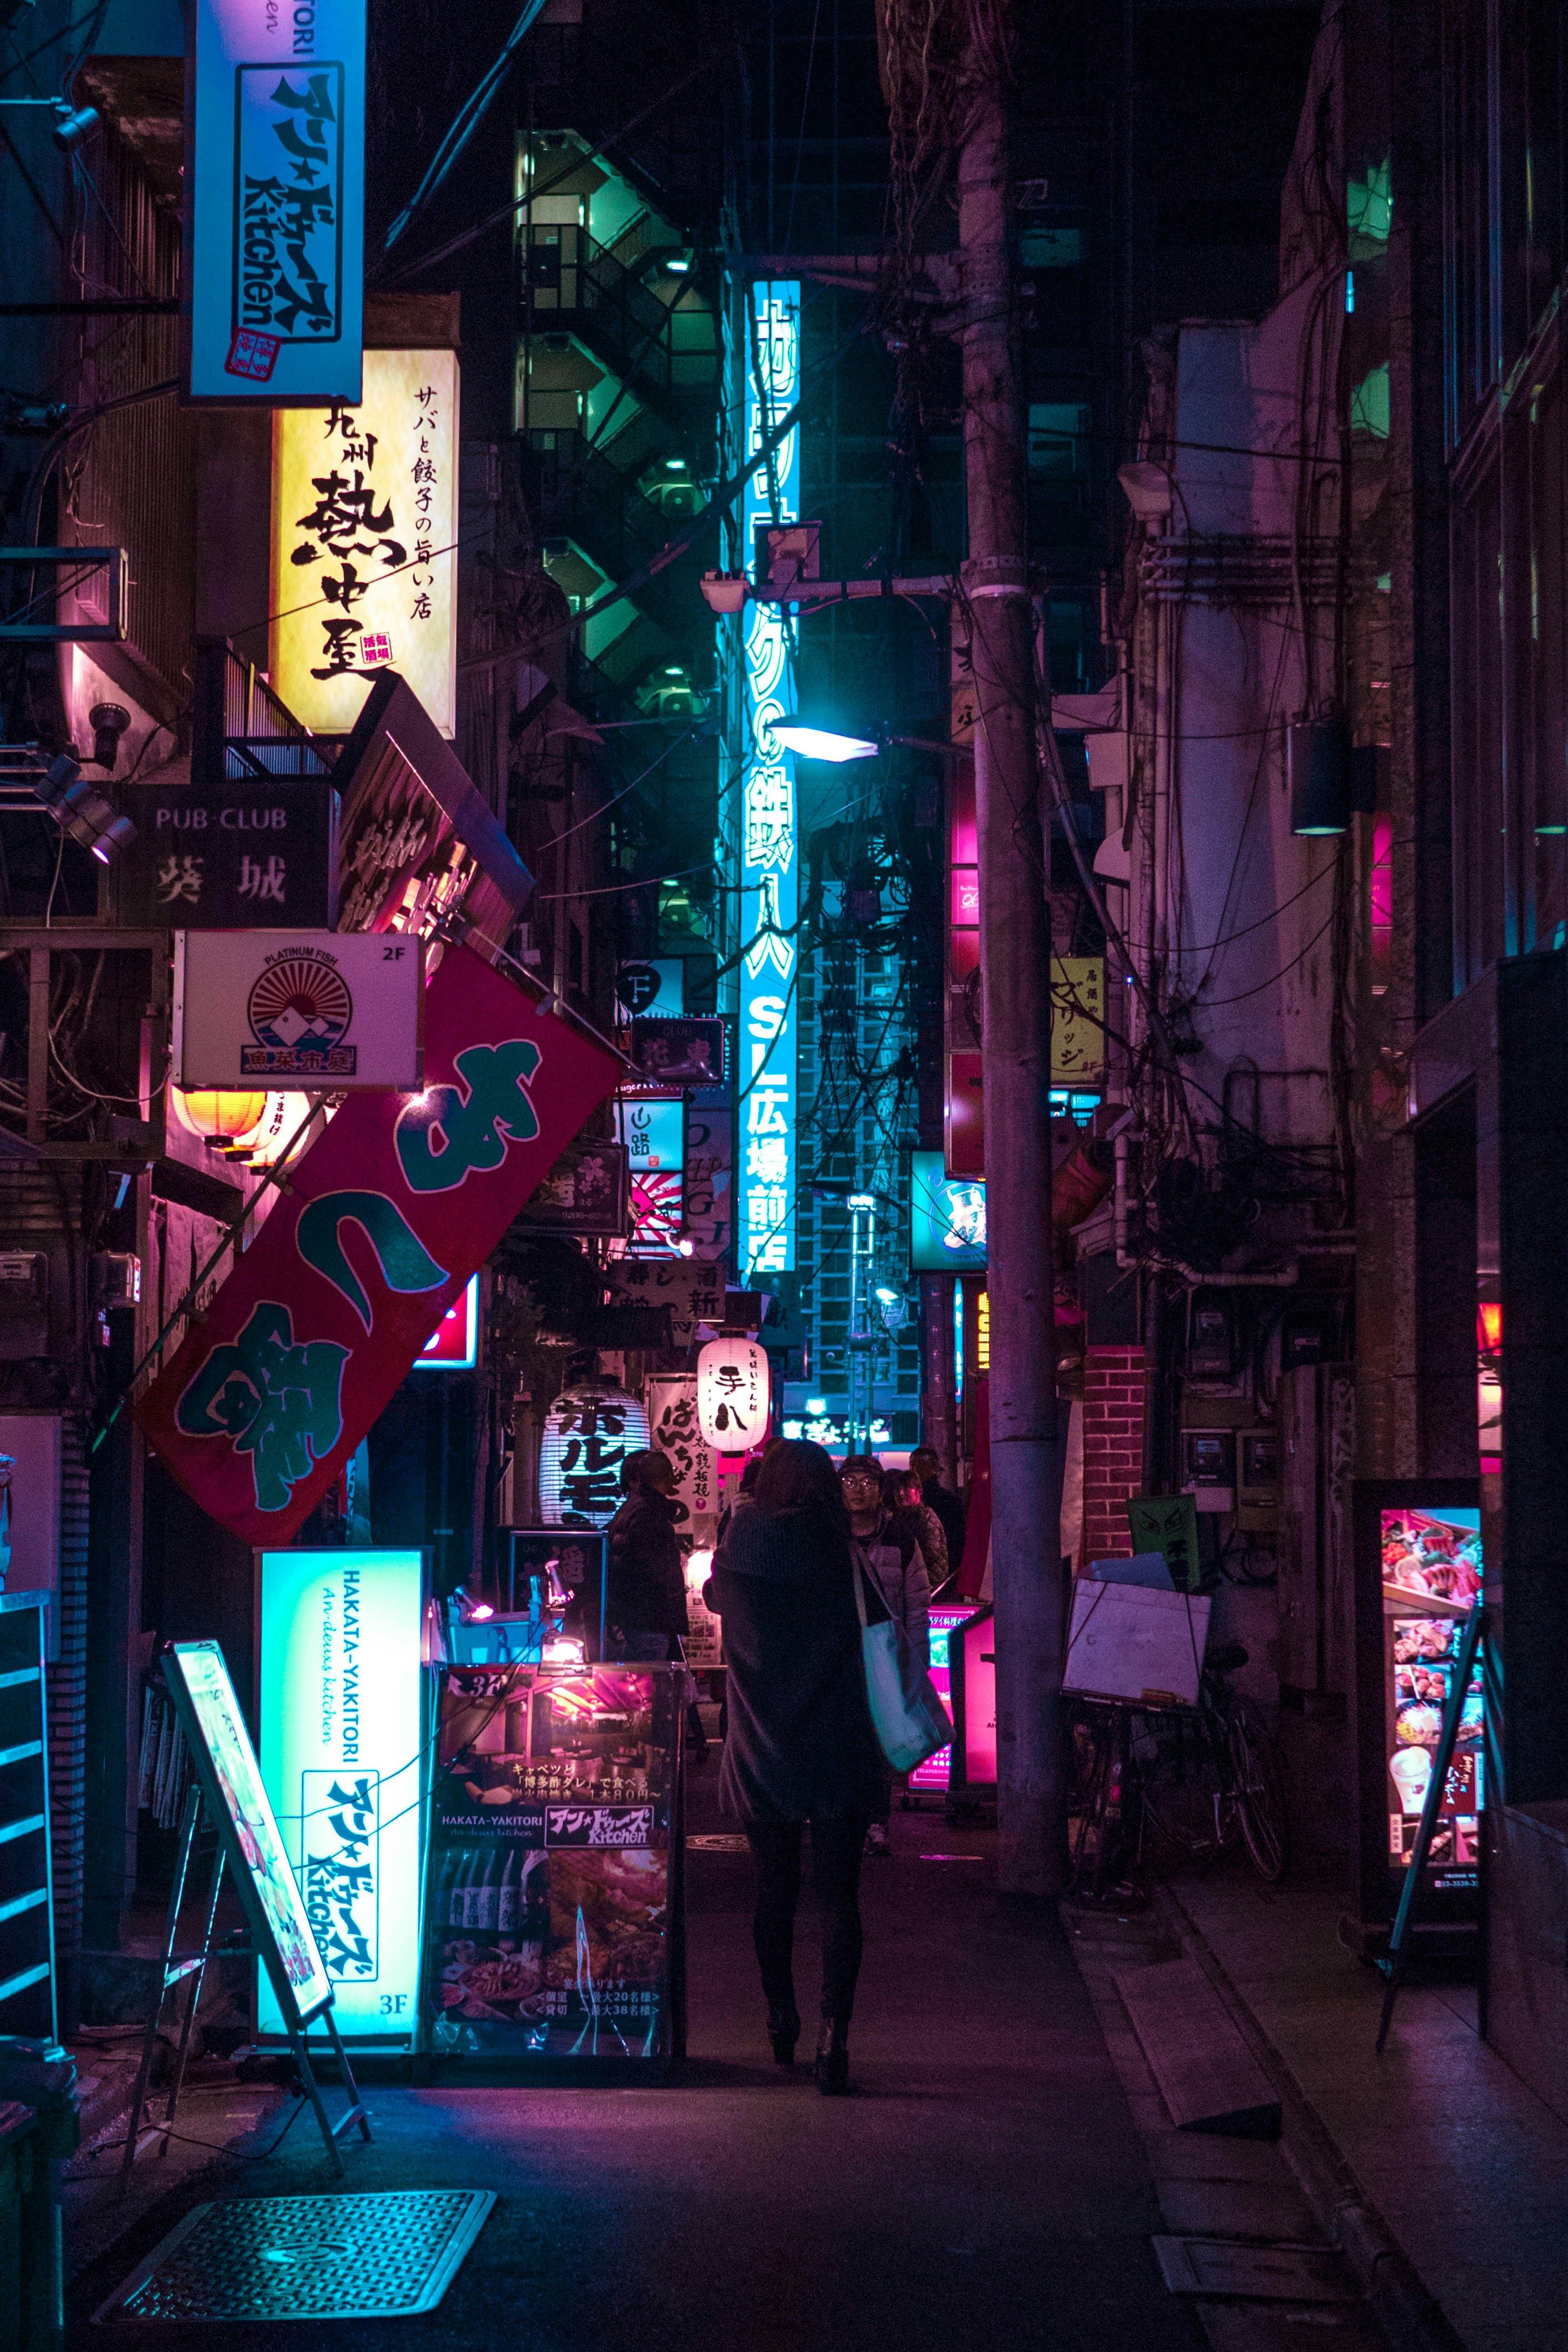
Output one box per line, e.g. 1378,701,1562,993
706,1438,890,2093
840,1452,930,1857
910,1445,966,1582
602,1449,689,1661
883,1462,949,1590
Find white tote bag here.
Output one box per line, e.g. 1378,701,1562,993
851,1546,952,1774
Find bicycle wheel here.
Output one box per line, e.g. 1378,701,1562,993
1068,1707,1139,1901
1227,1692,1291,1882
1140,1710,1230,1861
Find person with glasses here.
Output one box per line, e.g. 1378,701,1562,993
838,1453,931,1856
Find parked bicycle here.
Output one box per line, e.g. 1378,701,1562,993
1067,1641,1291,1901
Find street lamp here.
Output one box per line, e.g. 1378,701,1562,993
772,720,878,763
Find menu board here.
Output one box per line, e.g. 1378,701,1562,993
1381,1508,1484,1897
907,1609,974,1794
164,1642,333,2029
420,1664,681,2059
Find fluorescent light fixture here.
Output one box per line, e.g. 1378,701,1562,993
773,721,879,764
874,1285,900,1305
666,255,690,272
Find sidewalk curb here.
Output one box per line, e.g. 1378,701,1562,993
1153,1879,1466,2352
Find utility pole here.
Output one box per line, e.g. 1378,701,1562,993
958,38,1066,1895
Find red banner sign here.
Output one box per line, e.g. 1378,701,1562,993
138,944,621,1544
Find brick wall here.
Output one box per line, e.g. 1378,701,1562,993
1081,1345,1147,1564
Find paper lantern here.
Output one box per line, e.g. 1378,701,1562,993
696,1337,770,1451
244,1092,321,1169
538,1383,651,1529
169,1086,267,1147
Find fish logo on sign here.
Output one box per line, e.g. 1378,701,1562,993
243,950,356,1078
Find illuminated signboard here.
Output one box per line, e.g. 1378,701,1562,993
735,280,801,1280
165,1641,333,2028
414,1273,478,1369
539,1385,651,1528
187,0,365,404
910,1150,987,1272
271,347,458,736
617,1096,685,1252
257,1550,425,2043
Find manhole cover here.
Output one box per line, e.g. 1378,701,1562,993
1153,2239,1359,2303
94,2189,496,2323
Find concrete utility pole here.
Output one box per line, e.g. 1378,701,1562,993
958,43,1066,1895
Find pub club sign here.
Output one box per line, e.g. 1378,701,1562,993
173,930,423,1089
116,779,337,929
187,0,366,403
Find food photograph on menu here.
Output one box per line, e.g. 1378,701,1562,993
1380,1508,1484,1895
418,1664,679,2059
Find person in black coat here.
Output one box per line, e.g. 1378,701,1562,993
706,1438,890,2094
910,1445,967,1579
602,1450,689,1660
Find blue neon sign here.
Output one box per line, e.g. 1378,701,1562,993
735,280,801,1279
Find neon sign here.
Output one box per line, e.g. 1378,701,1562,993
735,281,800,1279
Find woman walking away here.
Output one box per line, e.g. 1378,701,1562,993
706,1438,890,2093
840,1454,931,1856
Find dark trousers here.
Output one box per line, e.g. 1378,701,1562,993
745,1818,869,2025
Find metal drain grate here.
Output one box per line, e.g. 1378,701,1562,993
94,2189,496,2324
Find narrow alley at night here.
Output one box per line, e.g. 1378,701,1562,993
1,2,1567,2347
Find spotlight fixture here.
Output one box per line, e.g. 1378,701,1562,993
88,701,131,772
51,102,100,152
452,1584,494,1623
36,752,136,863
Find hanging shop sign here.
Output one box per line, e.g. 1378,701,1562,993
332,673,533,945
116,780,337,928
187,0,365,405
696,1336,769,1451
683,1101,732,1264
257,1548,425,2043
644,1374,721,1555
615,960,685,1021
910,1151,987,1273
272,348,458,736
172,930,424,1089
515,1137,629,1237
138,943,621,1545
413,1272,479,1368
733,279,801,1280
163,1641,334,2027
1050,956,1106,1086
538,1384,651,1530
603,1260,726,1352
626,1017,727,1089
616,1096,685,1252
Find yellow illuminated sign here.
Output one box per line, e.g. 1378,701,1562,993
1050,955,1105,1085
271,347,458,737
977,1289,990,1374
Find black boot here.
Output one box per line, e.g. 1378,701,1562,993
767,2004,801,2068
815,2019,850,2095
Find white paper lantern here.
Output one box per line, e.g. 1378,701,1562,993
696,1337,770,1451
538,1383,651,1529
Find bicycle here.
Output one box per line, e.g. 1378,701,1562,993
1138,1641,1291,1882
1066,1641,1290,1898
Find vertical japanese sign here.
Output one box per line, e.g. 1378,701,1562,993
734,281,800,1279
258,1549,425,2043
644,1375,721,1555
272,348,459,736
187,0,365,403
137,944,621,1545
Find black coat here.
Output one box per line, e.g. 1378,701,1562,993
708,1503,890,1825
922,1478,967,1572
604,1491,689,1637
